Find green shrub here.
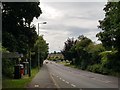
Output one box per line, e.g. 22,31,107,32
89,51,120,75
87,64,102,73
2,58,15,78
100,51,118,71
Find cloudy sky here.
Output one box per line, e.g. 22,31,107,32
32,1,107,53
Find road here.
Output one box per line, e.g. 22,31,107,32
46,60,118,89
27,60,118,89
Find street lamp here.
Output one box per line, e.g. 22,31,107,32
38,22,47,36
38,22,47,70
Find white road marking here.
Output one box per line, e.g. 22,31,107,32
62,79,65,82
92,77,95,80
105,81,111,83
65,81,69,84
34,84,39,87
71,84,76,87
57,76,59,77
59,78,61,80
50,73,60,88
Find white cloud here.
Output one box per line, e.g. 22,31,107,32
64,18,98,29
40,3,64,20
41,0,107,2
39,29,70,52
32,2,106,52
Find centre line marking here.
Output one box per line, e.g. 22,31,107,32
50,73,60,88
105,81,111,83
66,81,69,84
71,84,76,87
62,79,65,82
34,84,39,87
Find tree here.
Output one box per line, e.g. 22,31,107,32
34,35,49,67
61,38,76,64
96,2,120,52
53,51,57,54
87,43,105,65
97,2,120,73
2,2,42,54
77,35,92,49
74,35,92,69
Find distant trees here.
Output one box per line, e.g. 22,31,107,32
48,52,64,61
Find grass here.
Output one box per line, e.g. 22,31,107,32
58,61,77,68
58,61,67,65
2,68,39,88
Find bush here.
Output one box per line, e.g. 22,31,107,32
2,47,15,78
2,58,15,78
87,51,120,75
85,44,116,75
87,64,102,73
100,51,119,71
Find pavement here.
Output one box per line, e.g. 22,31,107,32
26,64,56,89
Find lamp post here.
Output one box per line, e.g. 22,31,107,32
38,22,47,70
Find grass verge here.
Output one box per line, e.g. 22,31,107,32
58,61,77,68
2,68,39,88
64,63,76,68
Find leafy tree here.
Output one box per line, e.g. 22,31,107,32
61,38,76,64
77,35,92,48
87,43,105,64
62,35,92,68
97,2,120,52
2,2,43,78
74,35,92,69
34,35,49,67
53,51,57,54
97,2,120,73
2,2,42,54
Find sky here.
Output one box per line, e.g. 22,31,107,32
32,1,107,53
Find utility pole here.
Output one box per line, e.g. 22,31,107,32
38,23,40,70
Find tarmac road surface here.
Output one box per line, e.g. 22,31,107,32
27,60,119,89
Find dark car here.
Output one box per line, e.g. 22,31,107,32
46,61,48,64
